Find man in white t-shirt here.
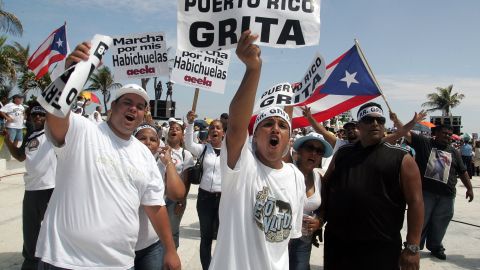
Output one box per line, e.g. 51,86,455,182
209,30,305,270
4,105,56,270
35,42,180,270
0,94,26,146
89,105,103,124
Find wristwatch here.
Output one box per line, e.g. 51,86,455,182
403,242,420,254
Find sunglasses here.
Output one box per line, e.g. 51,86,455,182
359,116,386,125
31,113,46,117
302,144,325,155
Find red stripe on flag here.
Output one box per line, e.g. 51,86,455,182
34,53,66,79
28,49,52,70
291,94,380,129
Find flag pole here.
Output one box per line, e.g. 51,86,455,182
354,39,393,112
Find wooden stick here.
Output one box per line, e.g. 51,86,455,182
192,88,200,111
354,39,393,112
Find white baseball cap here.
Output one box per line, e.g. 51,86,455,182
115,84,149,103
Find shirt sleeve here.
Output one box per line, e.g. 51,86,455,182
184,122,207,156
141,157,166,206
44,113,86,158
290,165,306,239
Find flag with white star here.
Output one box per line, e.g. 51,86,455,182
28,24,68,79
291,44,382,128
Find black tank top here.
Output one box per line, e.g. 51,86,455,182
325,141,408,243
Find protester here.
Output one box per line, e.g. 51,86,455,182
209,30,305,270
162,120,194,250
474,141,480,176
405,124,474,260
289,132,333,270
89,105,103,124
3,104,55,270
133,123,186,270
321,102,424,270
185,110,224,270
35,42,180,270
220,113,229,132
0,94,25,146
460,139,474,179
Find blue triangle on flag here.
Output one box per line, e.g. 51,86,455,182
320,45,381,96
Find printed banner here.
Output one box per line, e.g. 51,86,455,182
111,32,169,79
170,49,231,93
254,52,325,112
39,34,112,118
177,0,321,51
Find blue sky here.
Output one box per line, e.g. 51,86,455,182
5,0,480,133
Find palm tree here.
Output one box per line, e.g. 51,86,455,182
0,0,23,36
0,35,16,86
87,66,122,113
422,85,465,116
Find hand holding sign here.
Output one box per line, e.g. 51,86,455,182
66,42,91,68
39,35,112,118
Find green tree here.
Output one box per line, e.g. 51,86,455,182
87,66,122,113
0,36,16,86
422,85,465,116
0,0,23,36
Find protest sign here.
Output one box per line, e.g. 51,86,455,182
39,34,112,118
254,52,325,112
111,32,168,79
177,0,321,51
171,49,231,93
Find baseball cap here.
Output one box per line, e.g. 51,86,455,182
115,84,149,103
12,94,25,99
343,121,357,129
293,132,333,158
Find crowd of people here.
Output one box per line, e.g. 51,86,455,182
0,30,477,270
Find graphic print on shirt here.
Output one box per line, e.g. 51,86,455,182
26,137,40,151
425,148,452,184
254,186,292,242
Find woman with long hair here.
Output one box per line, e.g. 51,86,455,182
185,112,225,270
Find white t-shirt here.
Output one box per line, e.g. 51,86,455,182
1,103,25,129
136,146,194,251
209,137,305,270
303,168,322,214
36,114,165,270
23,130,56,191
89,111,103,124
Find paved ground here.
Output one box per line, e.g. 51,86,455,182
1,159,479,269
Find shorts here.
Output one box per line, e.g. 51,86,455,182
7,127,23,142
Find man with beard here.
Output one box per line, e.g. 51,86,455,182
321,102,424,270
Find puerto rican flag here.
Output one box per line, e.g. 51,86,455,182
291,44,382,128
27,24,68,80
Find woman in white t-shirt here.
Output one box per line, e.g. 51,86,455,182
185,111,225,270
133,123,185,270
161,120,194,250
289,132,333,270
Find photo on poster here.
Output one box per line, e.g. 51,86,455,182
425,148,452,184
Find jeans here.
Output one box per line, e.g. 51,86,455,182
38,261,134,270
135,241,164,270
289,237,312,270
7,127,23,142
22,189,53,270
166,198,185,248
420,190,455,253
196,188,220,270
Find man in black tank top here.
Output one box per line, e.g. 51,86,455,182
321,102,424,270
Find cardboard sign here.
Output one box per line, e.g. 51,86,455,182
170,49,231,93
39,35,112,118
111,32,169,79
254,52,326,112
177,0,321,51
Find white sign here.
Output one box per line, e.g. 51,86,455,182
170,49,231,93
39,35,112,118
254,52,326,112
177,0,321,51
111,32,169,79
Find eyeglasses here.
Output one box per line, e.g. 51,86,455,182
302,144,325,155
359,116,386,125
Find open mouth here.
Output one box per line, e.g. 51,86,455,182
269,137,279,147
125,114,135,122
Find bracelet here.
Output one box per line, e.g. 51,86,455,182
165,161,174,167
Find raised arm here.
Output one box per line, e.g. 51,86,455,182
3,130,26,161
302,106,337,148
226,30,262,169
46,42,90,145
384,110,426,145
158,146,186,201
184,110,206,156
